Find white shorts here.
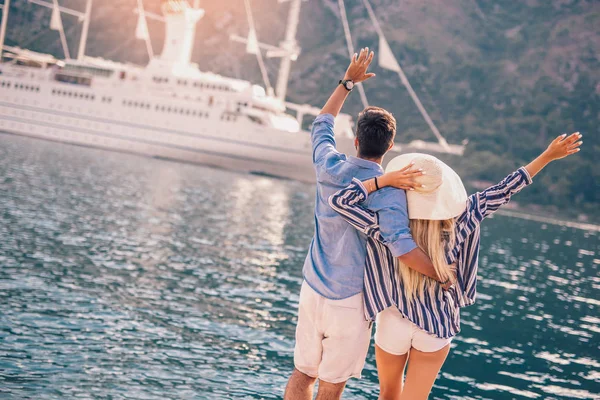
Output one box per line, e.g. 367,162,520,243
375,307,452,355
293,281,372,384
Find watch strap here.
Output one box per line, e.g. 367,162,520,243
339,79,354,91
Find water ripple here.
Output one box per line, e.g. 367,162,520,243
1,134,598,399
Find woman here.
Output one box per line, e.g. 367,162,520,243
328,132,582,399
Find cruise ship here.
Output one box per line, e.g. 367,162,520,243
0,0,462,182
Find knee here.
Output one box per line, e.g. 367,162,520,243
284,369,317,400
291,368,317,385
379,383,401,400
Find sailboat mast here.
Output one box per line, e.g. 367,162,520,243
0,0,10,62
275,0,301,101
76,0,92,60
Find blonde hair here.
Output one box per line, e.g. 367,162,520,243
397,218,456,300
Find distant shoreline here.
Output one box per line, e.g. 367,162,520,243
495,208,600,233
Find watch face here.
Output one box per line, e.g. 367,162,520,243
346,81,355,90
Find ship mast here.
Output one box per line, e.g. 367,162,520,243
275,0,301,101
76,0,92,60
0,0,10,62
27,0,92,61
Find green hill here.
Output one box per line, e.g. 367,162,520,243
4,0,598,220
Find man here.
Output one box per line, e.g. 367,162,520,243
284,48,447,400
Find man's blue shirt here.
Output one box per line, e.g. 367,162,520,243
302,113,417,299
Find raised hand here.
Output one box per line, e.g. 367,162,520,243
344,47,376,84
524,131,583,178
543,132,583,160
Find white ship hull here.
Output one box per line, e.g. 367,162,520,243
0,75,356,183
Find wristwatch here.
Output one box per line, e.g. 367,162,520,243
339,79,355,92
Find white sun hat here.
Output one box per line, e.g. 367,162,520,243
385,153,468,220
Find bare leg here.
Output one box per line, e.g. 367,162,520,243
315,380,346,400
400,345,450,400
284,368,317,400
375,345,409,400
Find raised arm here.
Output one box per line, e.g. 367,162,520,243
375,133,583,264
319,48,375,117
525,132,582,178
476,131,583,219
312,48,375,165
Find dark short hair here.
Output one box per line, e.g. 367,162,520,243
356,106,396,159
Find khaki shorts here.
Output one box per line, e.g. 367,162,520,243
293,281,372,384
375,306,452,355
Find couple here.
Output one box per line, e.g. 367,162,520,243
284,48,583,400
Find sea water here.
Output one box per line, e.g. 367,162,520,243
0,134,598,399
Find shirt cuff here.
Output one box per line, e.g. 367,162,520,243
517,167,533,185
351,178,369,199
388,236,418,258
314,113,335,126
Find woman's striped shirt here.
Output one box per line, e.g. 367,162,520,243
328,167,532,338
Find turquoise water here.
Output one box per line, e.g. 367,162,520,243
0,134,598,399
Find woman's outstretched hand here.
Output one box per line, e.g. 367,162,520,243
525,132,583,179
543,132,583,160
379,163,425,191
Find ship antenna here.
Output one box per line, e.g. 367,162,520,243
0,0,10,62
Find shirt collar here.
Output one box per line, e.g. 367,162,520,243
347,156,384,173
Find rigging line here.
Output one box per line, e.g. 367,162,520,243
361,0,449,149
338,0,369,108
243,0,273,94
136,0,154,60
52,0,71,59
